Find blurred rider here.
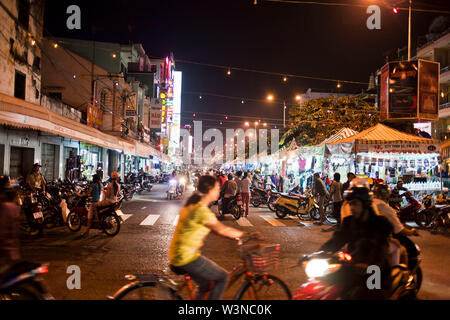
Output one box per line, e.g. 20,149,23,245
0,176,20,269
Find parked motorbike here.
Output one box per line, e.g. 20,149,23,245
217,193,244,220
293,251,420,300
273,189,320,220
66,195,122,236
267,190,281,212
120,183,136,201
0,261,54,300
250,187,269,207
18,187,45,237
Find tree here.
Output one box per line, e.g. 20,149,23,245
280,96,380,147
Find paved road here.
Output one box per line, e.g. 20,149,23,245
19,183,450,300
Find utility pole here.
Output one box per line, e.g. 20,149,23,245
408,0,412,60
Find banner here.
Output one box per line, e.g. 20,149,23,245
357,142,441,154
87,104,103,129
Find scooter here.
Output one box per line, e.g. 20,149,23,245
392,192,422,223
273,189,320,220
167,179,178,200
292,251,420,300
0,261,54,300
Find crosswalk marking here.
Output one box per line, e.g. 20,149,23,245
260,215,286,227
236,217,253,227
140,215,160,226
121,214,133,222
172,215,180,226
141,206,147,210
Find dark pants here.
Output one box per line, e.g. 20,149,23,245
333,201,343,225
177,256,229,300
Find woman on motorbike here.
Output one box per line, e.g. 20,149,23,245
318,178,394,299
169,175,246,300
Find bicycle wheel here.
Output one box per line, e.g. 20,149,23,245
113,282,183,300
234,274,292,300
324,203,337,224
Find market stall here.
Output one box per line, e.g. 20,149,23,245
326,123,442,195
320,127,358,180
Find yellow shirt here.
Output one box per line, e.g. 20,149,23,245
169,203,218,267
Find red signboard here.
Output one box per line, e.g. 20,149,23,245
418,59,440,119
87,104,103,129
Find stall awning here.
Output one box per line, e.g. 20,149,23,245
319,128,358,146
327,123,440,154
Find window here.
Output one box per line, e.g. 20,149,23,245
48,92,62,100
100,90,107,107
14,71,26,100
18,0,30,30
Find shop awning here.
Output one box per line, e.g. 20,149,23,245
0,93,125,151
327,123,441,154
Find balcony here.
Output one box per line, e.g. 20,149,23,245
441,65,450,85
40,95,82,123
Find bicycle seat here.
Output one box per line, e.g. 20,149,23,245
170,265,188,275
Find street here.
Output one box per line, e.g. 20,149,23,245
19,183,450,300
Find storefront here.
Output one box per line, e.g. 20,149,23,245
79,142,104,180
327,123,442,195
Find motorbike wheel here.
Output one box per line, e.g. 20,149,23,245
275,208,287,219
231,206,242,220
102,213,121,237
414,211,431,228
251,199,261,207
0,282,43,300
268,201,277,212
66,211,82,232
309,207,321,220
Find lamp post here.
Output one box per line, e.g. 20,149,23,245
408,0,412,60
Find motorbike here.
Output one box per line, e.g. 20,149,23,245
293,250,420,300
66,195,122,237
391,193,422,223
0,261,54,300
120,183,136,201
273,189,320,220
18,187,45,237
250,186,269,207
217,193,244,220
177,177,186,198
167,179,178,200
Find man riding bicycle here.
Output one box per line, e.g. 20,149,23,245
169,175,248,300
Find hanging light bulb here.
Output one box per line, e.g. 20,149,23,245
337,82,341,88
254,0,257,5
53,43,58,48
227,68,231,76
283,76,287,82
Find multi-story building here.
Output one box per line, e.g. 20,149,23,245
415,27,450,172
0,1,169,181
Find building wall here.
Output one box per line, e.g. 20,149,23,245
0,0,44,105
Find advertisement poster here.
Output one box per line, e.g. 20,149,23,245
388,61,418,119
418,59,439,120
87,103,103,129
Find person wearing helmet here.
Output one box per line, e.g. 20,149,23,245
26,163,46,192
84,172,120,236
0,176,21,267
80,174,103,236
318,178,393,299
389,180,408,210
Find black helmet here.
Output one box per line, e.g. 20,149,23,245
344,178,373,203
373,182,390,200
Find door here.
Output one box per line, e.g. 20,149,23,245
10,147,34,179
41,143,58,181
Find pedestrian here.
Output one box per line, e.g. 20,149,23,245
329,173,343,228
343,172,356,191
240,172,252,217
313,172,329,225
221,174,238,213
0,176,21,268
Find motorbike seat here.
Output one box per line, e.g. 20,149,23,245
170,265,188,275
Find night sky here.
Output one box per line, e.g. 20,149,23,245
44,0,450,131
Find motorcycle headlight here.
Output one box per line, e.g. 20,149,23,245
169,179,177,185
179,178,186,184
305,259,340,278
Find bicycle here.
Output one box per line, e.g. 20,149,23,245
109,235,292,300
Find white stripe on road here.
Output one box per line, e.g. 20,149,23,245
121,214,133,222
236,217,253,227
172,215,180,226
260,215,286,227
141,206,147,210
140,214,160,226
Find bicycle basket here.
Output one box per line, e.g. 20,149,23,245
241,243,280,273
